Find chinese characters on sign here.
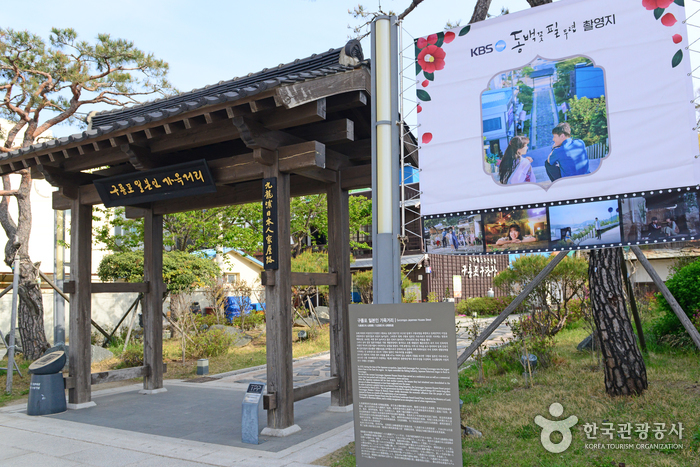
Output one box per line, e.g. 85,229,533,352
93,159,217,207
262,178,279,270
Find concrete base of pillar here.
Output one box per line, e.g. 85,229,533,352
261,424,302,437
67,401,96,410
138,388,168,395
327,404,353,413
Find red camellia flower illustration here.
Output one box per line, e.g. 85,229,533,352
661,12,677,26
417,105,422,113
673,34,682,44
417,45,446,74
642,0,673,10
422,133,433,144
444,31,456,43
421,80,429,87
417,34,439,50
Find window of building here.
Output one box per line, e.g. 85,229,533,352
483,117,502,133
226,273,240,284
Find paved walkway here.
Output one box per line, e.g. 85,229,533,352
531,77,558,150
0,315,516,466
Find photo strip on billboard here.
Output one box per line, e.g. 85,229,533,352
416,0,698,255
621,190,700,244
549,199,621,249
483,207,549,253
423,214,484,254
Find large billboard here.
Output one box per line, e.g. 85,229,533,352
416,0,699,254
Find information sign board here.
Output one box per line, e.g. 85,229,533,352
350,303,462,466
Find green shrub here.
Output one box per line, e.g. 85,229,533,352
185,329,233,359
118,343,144,368
653,258,700,340
230,311,265,330
455,296,525,317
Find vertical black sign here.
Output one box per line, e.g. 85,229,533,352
263,178,278,270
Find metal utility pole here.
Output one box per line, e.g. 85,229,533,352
371,15,401,304
6,253,20,394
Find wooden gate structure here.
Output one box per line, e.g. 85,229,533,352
0,40,372,432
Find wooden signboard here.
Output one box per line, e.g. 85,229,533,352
94,160,217,207
262,178,279,270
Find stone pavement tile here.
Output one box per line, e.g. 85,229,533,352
2,431,91,457
0,446,30,460
0,452,86,467
226,459,287,467
124,456,217,467
61,445,155,467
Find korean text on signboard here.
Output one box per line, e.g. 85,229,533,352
416,0,698,255
263,178,279,270
94,159,217,208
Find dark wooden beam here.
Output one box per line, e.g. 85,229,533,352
63,282,150,294
121,144,158,171
143,210,165,392
68,201,92,406
278,141,325,172
261,271,338,287
326,91,369,113
63,146,125,172
37,164,100,188
327,179,352,408
339,165,371,190
293,167,337,184
91,365,149,385
249,97,278,113
261,98,326,129
275,69,370,109
293,377,340,402
289,119,354,145
233,116,286,150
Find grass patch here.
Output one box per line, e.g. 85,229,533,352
312,442,356,467
316,326,700,466
0,356,32,406
0,324,331,407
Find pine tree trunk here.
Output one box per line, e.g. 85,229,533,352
0,172,50,360
588,248,647,396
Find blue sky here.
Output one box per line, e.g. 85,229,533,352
549,200,619,227
3,0,534,138
5,0,699,140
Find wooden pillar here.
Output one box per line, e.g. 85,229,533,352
68,201,95,408
327,180,352,409
262,161,297,434
141,209,166,393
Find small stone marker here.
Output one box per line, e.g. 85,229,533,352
196,358,209,375
241,382,265,444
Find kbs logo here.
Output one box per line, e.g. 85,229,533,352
471,44,494,57
471,40,506,57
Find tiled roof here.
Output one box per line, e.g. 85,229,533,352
5,40,365,160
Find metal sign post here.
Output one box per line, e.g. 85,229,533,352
5,253,20,394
